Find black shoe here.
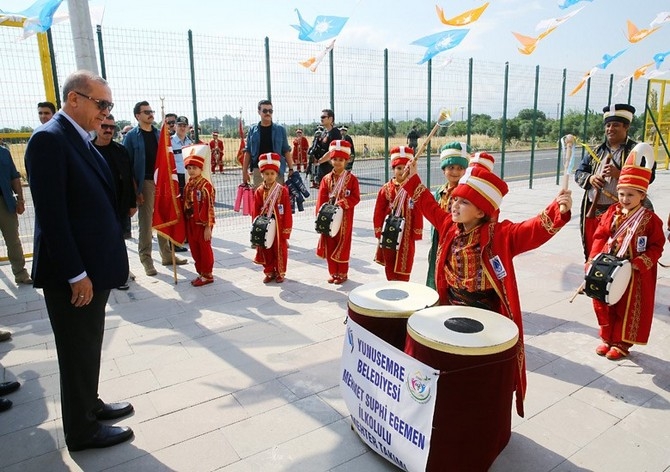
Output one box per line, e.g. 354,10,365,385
0,398,12,412
94,402,134,420
116,284,130,291
174,246,188,252
67,424,134,451
0,381,20,396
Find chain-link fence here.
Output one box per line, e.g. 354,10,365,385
0,23,661,259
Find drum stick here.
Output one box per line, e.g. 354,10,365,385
413,108,451,159
569,281,585,303
560,134,575,213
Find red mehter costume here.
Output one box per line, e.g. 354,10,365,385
316,170,360,280
589,205,664,347
404,172,570,417
373,146,423,281
292,135,309,172
252,182,292,279
209,136,225,174
183,174,215,279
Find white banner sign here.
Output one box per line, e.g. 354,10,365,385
340,319,439,472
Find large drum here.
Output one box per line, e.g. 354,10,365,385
315,203,343,237
584,253,631,305
347,281,439,351
405,306,519,472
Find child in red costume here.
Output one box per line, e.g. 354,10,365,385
316,140,360,284
403,155,572,417
183,153,215,286
373,146,423,281
588,143,664,360
209,131,225,174
292,129,309,172
252,152,292,283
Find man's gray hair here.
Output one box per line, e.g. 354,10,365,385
62,70,108,102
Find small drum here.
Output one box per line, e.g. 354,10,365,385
405,306,519,472
379,215,405,250
315,203,343,237
348,281,439,350
584,253,631,305
250,215,276,249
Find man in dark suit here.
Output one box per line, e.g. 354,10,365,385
25,70,134,452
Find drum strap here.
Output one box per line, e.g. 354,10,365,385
261,183,282,218
329,170,349,202
608,206,645,258
390,188,408,217
448,287,497,312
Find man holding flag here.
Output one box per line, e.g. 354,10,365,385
124,101,186,276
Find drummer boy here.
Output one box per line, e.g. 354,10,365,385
252,153,292,283
588,144,664,360
403,155,572,417
427,142,471,289
373,146,423,281
316,140,360,284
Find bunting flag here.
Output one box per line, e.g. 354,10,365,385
595,48,627,69
632,62,655,80
299,39,335,72
291,9,348,42
411,29,469,64
152,123,186,246
613,75,633,98
653,50,670,69
625,20,660,43
569,67,598,96
535,6,585,31
435,2,489,26
512,27,556,55
558,0,593,9
650,12,670,28
236,110,246,166
0,0,65,38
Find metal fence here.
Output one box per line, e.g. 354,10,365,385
0,23,662,259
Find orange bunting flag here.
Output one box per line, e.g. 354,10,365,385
436,2,489,26
626,20,660,43
569,67,598,96
152,122,186,246
632,62,654,80
512,27,556,55
299,39,335,72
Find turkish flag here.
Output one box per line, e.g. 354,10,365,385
236,114,245,167
152,122,186,245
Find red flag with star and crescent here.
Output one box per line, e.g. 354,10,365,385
152,122,186,245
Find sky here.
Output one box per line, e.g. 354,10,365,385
18,0,666,79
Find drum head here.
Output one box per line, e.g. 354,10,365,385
407,306,519,355
330,206,343,237
265,218,276,249
348,281,439,318
607,260,631,305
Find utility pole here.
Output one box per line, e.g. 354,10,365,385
67,0,98,73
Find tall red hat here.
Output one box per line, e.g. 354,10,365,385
469,152,495,171
617,143,654,193
390,146,414,167
259,152,281,173
329,140,352,160
451,166,508,218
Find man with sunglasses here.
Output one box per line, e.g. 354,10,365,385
93,115,137,284
124,101,187,276
164,113,177,136
242,99,295,187
312,108,341,188
25,70,134,451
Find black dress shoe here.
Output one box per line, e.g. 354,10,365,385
0,381,20,396
174,245,188,252
67,424,134,451
94,402,134,420
0,398,12,412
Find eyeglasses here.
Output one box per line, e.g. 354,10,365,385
166,121,176,125
261,108,273,114
320,115,329,120
74,91,114,112
100,124,116,130
140,110,155,116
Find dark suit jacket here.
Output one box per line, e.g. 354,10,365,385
25,113,129,290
